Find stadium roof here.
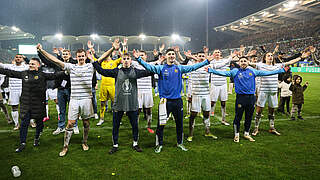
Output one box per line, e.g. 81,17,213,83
214,0,320,34
42,35,191,46
0,25,35,40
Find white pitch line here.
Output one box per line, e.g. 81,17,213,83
0,115,319,133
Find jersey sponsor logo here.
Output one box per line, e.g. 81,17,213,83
34,75,39,80
122,79,132,94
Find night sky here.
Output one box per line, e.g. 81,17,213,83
0,0,284,49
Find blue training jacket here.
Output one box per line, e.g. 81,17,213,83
208,67,285,94
136,57,209,99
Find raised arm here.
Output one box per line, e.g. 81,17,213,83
97,39,120,63
37,44,65,69
205,66,234,77
284,51,310,66
92,61,118,78
252,67,286,77
135,69,154,79
180,59,210,73
0,68,23,79
133,50,162,74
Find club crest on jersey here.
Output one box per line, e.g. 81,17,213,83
175,69,178,73
249,73,253,76
34,75,39,80
24,75,29,80
238,104,242,108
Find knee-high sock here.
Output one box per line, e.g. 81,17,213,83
269,114,275,129
63,128,73,147
12,111,19,126
56,104,60,115
100,105,106,120
254,113,262,128
211,103,216,114
46,104,49,118
146,114,152,123
221,106,226,121
83,122,90,144
203,117,210,128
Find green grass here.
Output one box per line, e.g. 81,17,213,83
1,72,320,179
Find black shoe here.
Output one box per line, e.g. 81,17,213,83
109,147,118,154
33,139,40,147
297,116,304,120
15,143,26,153
133,145,143,152
291,116,296,121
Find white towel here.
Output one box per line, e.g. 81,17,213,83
159,98,167,125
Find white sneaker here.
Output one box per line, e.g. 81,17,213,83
221,121,230,126
52,127,65,135
13,125,20,131
94,113,99,119
73,126,80,134
96,119,104,126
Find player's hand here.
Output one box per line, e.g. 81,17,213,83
159,43,165,53
112,38,120,50
310,46,316,53
132,49,140,59
122,37,127,47
153,49,159,57
36,43,42,51
204,66,209,72
87,40,94,49
53,48,59,54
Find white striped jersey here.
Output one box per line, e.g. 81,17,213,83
191,66,210,96
132,61,153,93
64,63,94,99
255,62,284,93
210,58,231,86
3,64,28,92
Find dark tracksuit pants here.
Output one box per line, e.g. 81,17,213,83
278,96,291,113
234,94,255,133
20,111,43,143
156,98,184,146
112,111,139,145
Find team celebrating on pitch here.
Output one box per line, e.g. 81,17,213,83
0,38,315,156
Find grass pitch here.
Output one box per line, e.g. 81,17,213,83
0,72,319,179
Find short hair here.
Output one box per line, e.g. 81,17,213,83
165,48,175,54
250,55,257,58
238,56,249,61
197,51,205,54
122,52,131,57
62,49,70,53
30,57,41,64
75,49,86,55
139,50,147,55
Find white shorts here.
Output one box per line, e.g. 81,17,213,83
138,92,153,108
191,95,211,113
210,84,228,102
68,98,94,120
46,88,58,100
257,91,278,108
8,90,22,106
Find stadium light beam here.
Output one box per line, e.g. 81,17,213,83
139,34,146,40
90,33,99,40
283,1,298,9
55,33,63,40
171,33,180,41
11,26,20,32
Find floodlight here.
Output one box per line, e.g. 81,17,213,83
139,34,146,40
12,26,20,32
171,33,180,41
55,33,63,40
90,34,99,40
